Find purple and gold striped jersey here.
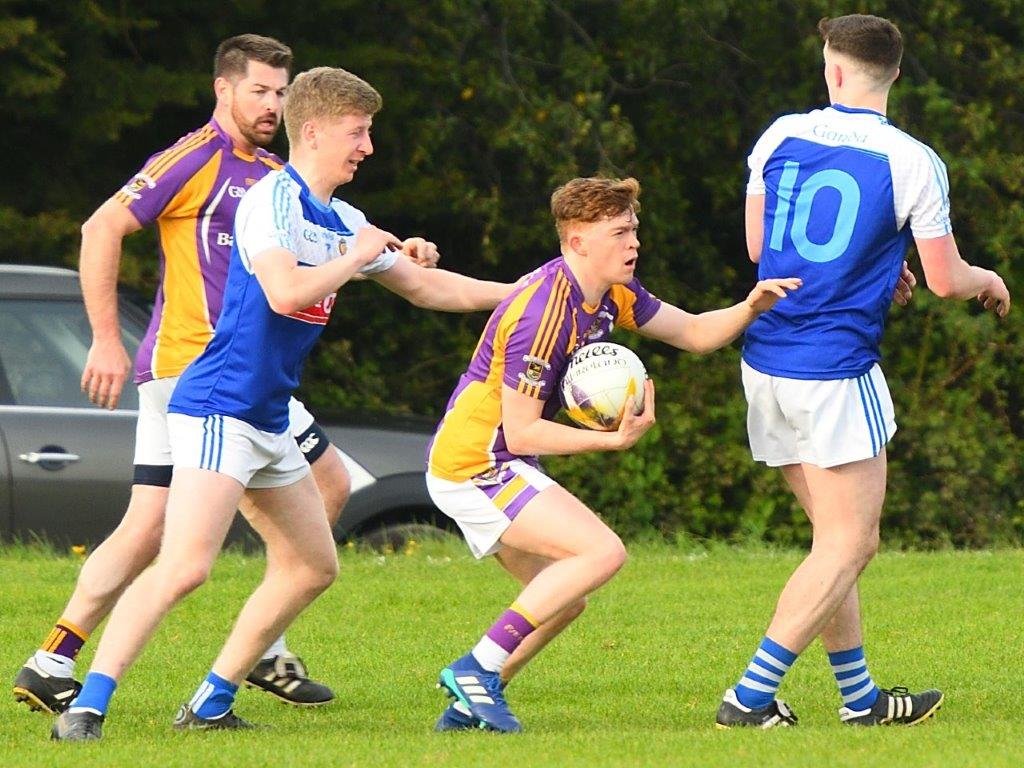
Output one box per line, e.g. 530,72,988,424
427,256,660,482
114,118,282,384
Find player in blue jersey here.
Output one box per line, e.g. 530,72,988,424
716,14,1010,729
13,34,351,716
51,66,513,742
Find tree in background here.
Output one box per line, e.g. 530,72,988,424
3,0,1022,545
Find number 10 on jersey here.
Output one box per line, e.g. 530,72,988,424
769,160,861,264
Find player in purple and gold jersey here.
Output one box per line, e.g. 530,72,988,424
13,35,426,715
429,176,801,732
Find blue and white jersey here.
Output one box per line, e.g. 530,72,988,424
169,164,397,433
743,104,952,379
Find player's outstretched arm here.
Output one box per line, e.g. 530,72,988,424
501,381,655,457
636,278,801,354
254,225,401,315
916,234,1010,317
79,198,142,410
745,194,765,264
369,255,513,311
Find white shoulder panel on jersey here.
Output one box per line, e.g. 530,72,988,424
330,197,400,275
886,129,952,239
746,107,951,237
234,170,297,273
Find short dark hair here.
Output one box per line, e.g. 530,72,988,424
214,34,292,81
819,14,902,82
550,177,641,241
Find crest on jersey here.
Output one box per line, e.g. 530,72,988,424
521,354,549,384
584,309,616,341
121,173,155,200
337,239,348,256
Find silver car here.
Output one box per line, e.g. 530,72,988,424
0,264,446,547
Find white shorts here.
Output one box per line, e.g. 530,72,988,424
133,376,317,465
741,360,897,469
426,460,558,558
167,412,309,489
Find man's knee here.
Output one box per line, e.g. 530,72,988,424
590,533,628,579
295,551,339,596
160,563,212,601
815,526,879,572
311,452,351,526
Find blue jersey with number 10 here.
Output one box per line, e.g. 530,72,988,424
743,104,952,380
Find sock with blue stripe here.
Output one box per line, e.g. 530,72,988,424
188,671,238,720
734,636,798,710
68,671,117,716
829,646,880,711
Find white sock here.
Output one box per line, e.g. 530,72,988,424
262,635,289,661
32,651,75,678
470,636,510,673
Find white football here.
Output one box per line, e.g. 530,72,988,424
559,342,647,431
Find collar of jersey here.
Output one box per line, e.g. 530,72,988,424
208,116,261,161
830,103,889,123
558,256,604,315
284,163,335,213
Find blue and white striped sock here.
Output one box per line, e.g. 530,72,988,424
734,636,798,710
188,671,238,720
829,646,880,711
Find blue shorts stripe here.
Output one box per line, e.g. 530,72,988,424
856,376,878,455
865,373,887,445
215,415,225,471
200,416,212,469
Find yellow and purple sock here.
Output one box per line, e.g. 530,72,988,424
471,603,539,673
41,618,88,660
34,619,89,677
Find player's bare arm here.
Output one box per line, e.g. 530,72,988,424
253,224,400,314
637,278,801,354
369,255,513,311
79,198,143,410
916,233,1010,316
500,380,655,457
745,194,765,264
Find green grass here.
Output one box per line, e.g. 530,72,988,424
1,541,1021,767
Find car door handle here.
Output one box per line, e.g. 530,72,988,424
19,452,81,464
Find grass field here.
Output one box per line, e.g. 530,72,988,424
1,541,1020,767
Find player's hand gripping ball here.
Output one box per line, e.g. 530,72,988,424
560,343,647,431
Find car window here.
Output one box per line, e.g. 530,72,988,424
0,298,142,409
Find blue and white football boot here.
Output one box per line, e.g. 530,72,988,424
436,653,521,733
434,700,478,732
